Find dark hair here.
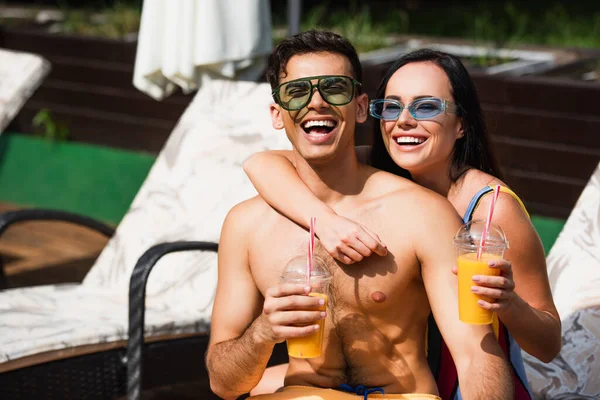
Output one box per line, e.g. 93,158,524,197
266,29,363,90
370,48,503,182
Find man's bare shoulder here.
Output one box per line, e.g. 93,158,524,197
363,168,461,225
362,166,420,196
222,195,272,233
365,168,449,204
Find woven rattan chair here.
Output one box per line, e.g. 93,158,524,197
0,79,290,399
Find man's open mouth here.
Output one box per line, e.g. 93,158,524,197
302,120,337,135
395,136,427,146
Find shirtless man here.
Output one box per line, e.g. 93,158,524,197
205,30,513,400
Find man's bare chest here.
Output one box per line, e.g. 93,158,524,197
248,222,422,316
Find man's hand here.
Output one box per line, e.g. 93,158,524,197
317,213,387,264
259,283,327,343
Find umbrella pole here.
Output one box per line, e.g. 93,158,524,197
287,0,302,37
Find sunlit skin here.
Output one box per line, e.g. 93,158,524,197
208,51,514,399
244,58,560,397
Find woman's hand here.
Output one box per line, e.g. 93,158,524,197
452,259,517,312
316,213,387,264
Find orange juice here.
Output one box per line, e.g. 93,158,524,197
286,292,328,358
457,252,500,324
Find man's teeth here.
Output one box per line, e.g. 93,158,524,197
396,137,426,144
303,120,335,129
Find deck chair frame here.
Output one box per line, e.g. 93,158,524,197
0,209,218,399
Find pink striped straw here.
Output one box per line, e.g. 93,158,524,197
307,217,316,283
477,185,501,259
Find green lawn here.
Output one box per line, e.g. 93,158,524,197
0,133,155,225
531,215,566,255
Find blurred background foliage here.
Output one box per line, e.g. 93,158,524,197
270,0,600,51
2,0,599,50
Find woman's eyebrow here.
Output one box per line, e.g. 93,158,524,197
384,94,436,102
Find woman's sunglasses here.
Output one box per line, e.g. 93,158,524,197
272,75,362,111
369,98,458,121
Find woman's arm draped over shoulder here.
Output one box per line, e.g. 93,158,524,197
243,150,387,264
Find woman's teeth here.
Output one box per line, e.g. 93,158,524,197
396,137,426,145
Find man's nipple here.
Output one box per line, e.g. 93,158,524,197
371,291,387,303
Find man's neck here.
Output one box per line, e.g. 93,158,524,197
292,146,365,206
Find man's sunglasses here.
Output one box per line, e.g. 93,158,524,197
272,75,362,111
369,98,458,121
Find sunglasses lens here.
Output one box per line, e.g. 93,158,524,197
279,80,312,110
412,99,443,119
370,100,402,120
319,76,354,105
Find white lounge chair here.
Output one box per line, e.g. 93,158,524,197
523,161,600,399
0,48,50,133
0,79,290,399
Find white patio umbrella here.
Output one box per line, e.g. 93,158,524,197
133,0,273,100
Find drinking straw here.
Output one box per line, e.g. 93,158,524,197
477,185,501,260
307,217,316,283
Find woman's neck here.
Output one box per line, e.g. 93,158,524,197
411,163,453,198
411,163,471,206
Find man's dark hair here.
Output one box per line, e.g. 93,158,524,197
370,48,503,182
266,29,363,89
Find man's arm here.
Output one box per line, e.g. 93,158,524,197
206,201,325,399
206,202,275,399
416,193,514,400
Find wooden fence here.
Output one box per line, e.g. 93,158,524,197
2,27,599,219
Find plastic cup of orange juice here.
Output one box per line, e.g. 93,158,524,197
280,255,331,358
453,220,509,325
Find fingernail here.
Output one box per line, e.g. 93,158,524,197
477,300,485,306
313,324,320,331
318,298,325,305
471,286,479,293
488,261,496,267
304,286,311,293
320,311,326,318
472,275,481,282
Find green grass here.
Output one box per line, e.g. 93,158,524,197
531,215,566,255
59,1,141,38
0,133,155,225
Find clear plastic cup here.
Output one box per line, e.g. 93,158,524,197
453,220,509,325
280,255,331,358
